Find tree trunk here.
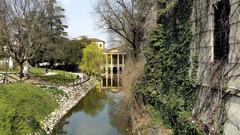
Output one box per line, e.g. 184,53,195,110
19,63,24,79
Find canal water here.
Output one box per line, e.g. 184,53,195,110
53,87,130,135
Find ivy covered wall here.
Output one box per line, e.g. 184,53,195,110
133,0,203,134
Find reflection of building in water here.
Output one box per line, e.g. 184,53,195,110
101,48,126,88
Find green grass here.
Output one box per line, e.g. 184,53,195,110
29,67,77,85
40,86,68,100
0,63,19,73
0,69,19,73
0,67,78,85
38,75,74,85
0,83,59,135
29,67,76,78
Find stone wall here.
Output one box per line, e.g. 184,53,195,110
224,96,240,135
190,0,240,134
41,77,97,134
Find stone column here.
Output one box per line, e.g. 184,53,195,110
111,71,113,87
117,54,119,73
105,54,108,74
106,75,108,87
123,54,125,69
117,72,120,87
111,54,113,87
111,54,113,74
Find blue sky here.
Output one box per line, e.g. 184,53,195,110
57,0,107,42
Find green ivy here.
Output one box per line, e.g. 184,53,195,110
133,0,204,134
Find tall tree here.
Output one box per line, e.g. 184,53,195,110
31,0,68,66
0,33,4,59
47,0,67,41
0,0,49,77
80,43,105,75
95,0,156,57
65,39,87,65
45,0,67,66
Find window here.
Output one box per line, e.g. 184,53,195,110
108,55,111,64
108,67,111,74
103,67,106,73
119,55,123,64
113,67,118,74
119,67,122,73
214,0,230,61
113,55,118,65
102,78,106,87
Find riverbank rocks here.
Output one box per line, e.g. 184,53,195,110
41,77,97,133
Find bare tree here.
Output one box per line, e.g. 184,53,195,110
0,0,49,77
95,0,157,57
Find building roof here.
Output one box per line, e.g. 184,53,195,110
104,47,126,54
74,36,105,43
88,38,105,43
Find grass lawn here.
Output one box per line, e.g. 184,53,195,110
0,69,19,73
29,67,74,78
0,83,59,135
29,67,77,85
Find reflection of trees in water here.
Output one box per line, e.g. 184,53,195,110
53,88,107,134
52,120,69,134
53,89,131,135
78,88,107,117
108,94,131,135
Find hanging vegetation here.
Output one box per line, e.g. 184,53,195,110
132,0,204,134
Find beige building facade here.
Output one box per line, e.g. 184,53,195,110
101,48,126,88
91,38,126,89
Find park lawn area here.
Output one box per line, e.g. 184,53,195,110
29,67,77,85
0,83,59,135
29,67,76,78
0,68,19,73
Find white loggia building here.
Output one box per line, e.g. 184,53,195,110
102,48,126,88
91,38,126,88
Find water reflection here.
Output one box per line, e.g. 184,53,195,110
78,89,107,117
101,74,122,88
53,87,130,135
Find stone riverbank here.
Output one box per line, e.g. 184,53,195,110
41,77,97,133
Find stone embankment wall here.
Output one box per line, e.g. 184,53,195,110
41,77,97,133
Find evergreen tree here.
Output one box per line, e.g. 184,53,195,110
32,0,68,65
47,0,68,42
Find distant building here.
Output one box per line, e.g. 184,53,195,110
88,38,105,49
75,36,106,49
90,37,126,88
101,47,126,88
103,47,126,75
